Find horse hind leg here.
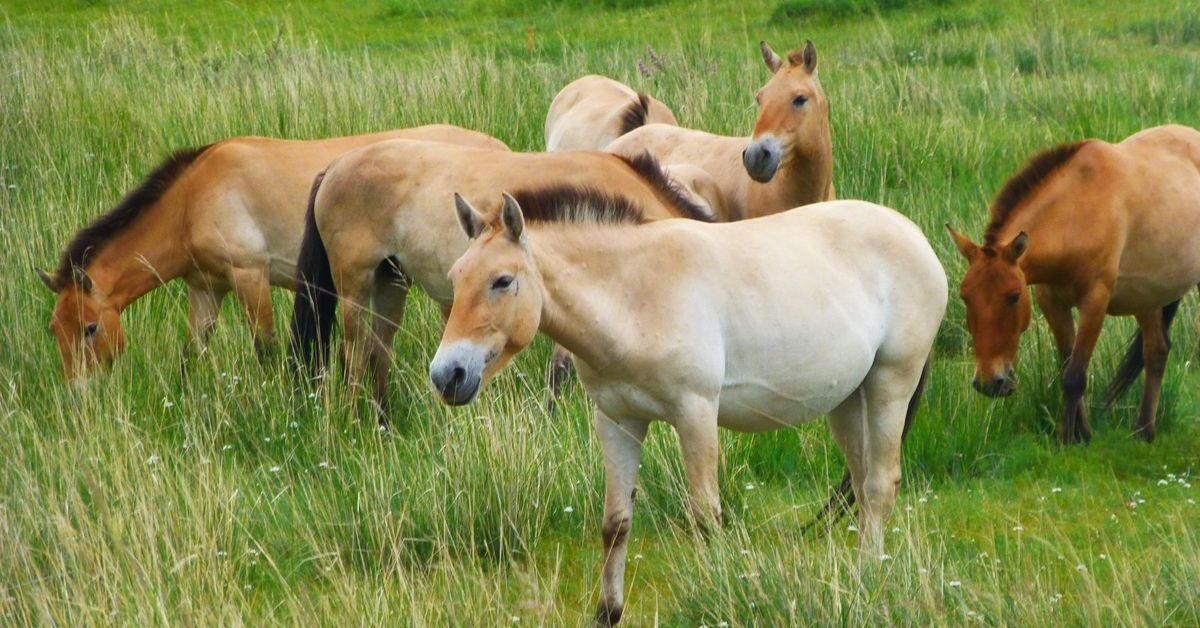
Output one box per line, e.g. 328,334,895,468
1133,308,1170,442
857,359,923,560
824,388,868,530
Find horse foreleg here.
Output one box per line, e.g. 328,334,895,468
1061,289,1110,445
593,410,648,627
231,267,276,360
186,284,227,354
1134,308,1169,442
673,400,722,534
369,271,409,427
182,284,227,379
544,345,575,414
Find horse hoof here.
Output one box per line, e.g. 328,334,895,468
592,601,622,627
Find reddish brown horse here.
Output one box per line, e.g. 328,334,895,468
39,126,506,379
949,125,1200,444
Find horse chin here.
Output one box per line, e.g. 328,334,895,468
746,166,778,183
441,379,481,406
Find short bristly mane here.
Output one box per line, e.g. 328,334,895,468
984,141,1087,246
617,92,651,136
511,185,646,226
53,144,212,283
616,151,714,222
509,151,714,227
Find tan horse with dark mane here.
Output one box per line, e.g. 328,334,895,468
949,124,1200,444
38,125,507,379
430,194,946,624
545,74,677,152
607,40,833,221
290,140,711,423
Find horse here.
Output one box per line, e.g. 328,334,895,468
947,124,1200,444
289,140,712,425
544,74,678,152
606,40,834,221
429,193,947,625
37,125,508,380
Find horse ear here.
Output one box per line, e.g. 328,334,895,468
802,40,817,75
500,192,525,242
759,41,782,73
454,193,484,239
71,267,93,293
1004,231,1029,263
946,224,979,261
36,268,63,293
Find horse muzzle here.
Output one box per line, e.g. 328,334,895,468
972,368,1016,398
742,137,783,183
429,341,487,406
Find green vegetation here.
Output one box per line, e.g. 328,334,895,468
2,0,1199,624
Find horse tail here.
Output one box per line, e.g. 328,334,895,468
804,358,931,534
1104,299,1183,408
617,92,652,136
289,169,335,375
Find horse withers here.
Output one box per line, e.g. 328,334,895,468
430,194,947,624
948,124,1200,444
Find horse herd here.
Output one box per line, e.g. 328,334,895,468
36,40,1200,624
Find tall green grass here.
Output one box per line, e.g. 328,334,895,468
2,0,1199,624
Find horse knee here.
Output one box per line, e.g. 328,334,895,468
601,513,631,551
1062,366,1087,400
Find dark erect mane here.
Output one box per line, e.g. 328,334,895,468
511,185,646,226
53,144,212,283
617,151,714,222
617,92,651,136
984,141,1087,246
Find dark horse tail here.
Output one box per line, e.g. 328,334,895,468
1103,299,1183,408
289,170,336,375
617,92,653,136
804,359,931,533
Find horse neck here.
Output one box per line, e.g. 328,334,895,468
990,197,1077,286
84,200,190,311
530,227,653,372
764,118,834,211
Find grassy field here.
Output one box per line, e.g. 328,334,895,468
3,0,1200,624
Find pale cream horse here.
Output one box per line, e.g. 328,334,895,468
430,195,947,624
290,140,711,424
38,125,507,379
544,74,677,151
545,75,729,221
607,40,834,220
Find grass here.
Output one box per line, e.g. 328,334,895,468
2,0,1200,624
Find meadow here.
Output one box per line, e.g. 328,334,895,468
2,0,1199,624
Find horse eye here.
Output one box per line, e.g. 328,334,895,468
792,95,809,108
1005,292,1021,307
84,322,99,338
491,275,514,291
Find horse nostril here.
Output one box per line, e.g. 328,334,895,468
449,366,466,389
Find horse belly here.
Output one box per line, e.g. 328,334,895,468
716,332,877,432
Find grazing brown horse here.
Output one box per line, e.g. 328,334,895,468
544,74,678,151
948,124,1200,444
290,140,711,423
607,40,833,220
38,126,507,379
